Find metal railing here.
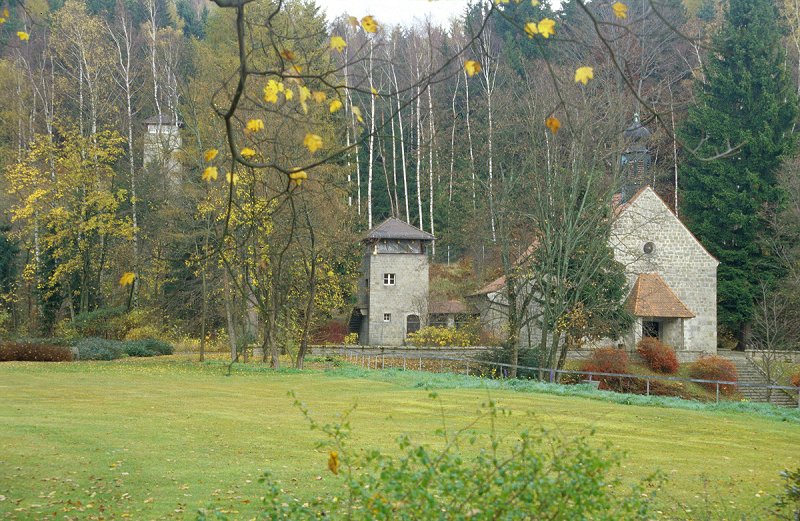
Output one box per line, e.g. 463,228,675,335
332,348,800,409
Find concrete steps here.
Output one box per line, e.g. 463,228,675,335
719,350,798,407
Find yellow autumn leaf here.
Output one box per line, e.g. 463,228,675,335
17,31,29,41
327,451,339,475
284,88,294,101
204,149,218,162
240,147,256,159
263,80,280,104
361,15,378,33
329,99,343,113
545,116,561,135
289,169,308,186
330,35,347,52
312,91,327,103
348,16,359,28
280,49,296,61
537,18,555,38
524,22,538,38
3,8,8,17
531,0,540,5
0,17,6,24
371,87,379,97
299,86,311,114
464,60,481,77
574,66,594,85
246,119,264,132
352,105,364,123
303,133,323,153
226,171,239,185
612,2,628,19
202,166,218,182
119,272,135,287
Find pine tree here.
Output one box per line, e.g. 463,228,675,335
680,0,797,346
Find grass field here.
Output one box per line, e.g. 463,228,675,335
1,358,799,520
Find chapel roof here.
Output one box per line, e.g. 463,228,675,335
362,217,435,241
470,275,506,296
625,273,695,318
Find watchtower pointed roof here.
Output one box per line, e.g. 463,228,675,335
362,217,435,241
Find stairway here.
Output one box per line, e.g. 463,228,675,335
719,350,799,407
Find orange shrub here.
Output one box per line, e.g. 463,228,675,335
688,356,738,395
791,372,800,388
636,337,679,374
580,347,630,391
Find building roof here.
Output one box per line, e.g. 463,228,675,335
625,273,695,318
470,275,505,296
363,217,435,241
429,300,476,315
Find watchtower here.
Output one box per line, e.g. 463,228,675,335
143,115,182,187
349,218,435,346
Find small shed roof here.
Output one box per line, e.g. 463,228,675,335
363,217,435,241
625,273,695,318
470,275,506,296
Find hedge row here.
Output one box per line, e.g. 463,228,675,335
75,337,173,360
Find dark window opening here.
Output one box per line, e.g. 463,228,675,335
642,320,660,339
406,315,421,335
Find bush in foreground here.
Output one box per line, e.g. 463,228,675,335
199,399,656,520
689,355,738,395
636,337,679,374
0,341,73,362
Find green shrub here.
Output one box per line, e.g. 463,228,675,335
0,341,73,362
123,338,173,357
72,307,154,340
406,325,479,347
75,337,124,361
198,399,656,520
688,355,738,395
636,337,679,374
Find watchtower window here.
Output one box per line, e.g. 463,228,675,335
383,273,395,286
383,313,392,322
376,240,422,254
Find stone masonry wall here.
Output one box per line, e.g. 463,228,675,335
364,250,429,346
611,188,718,353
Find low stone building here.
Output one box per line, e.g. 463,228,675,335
349,218,434,346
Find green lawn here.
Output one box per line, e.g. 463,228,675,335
0,359,798,520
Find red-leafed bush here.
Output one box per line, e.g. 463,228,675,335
580,347,630,391
312,321,347,344
0,342,73,362
791,372,800,388
636,337,679,374
688,356,738,395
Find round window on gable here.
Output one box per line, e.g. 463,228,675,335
643,241,655,254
